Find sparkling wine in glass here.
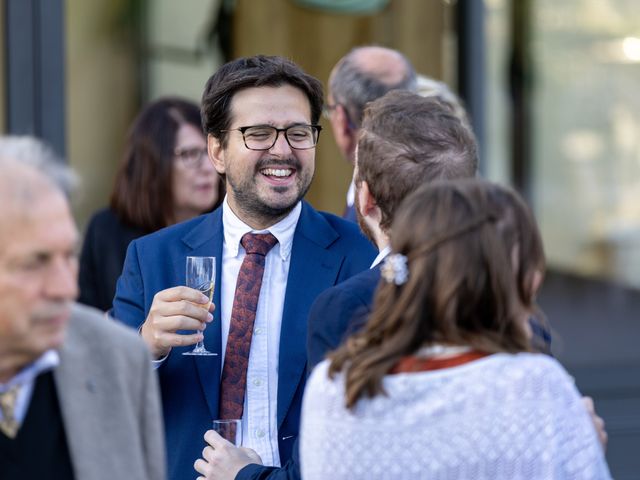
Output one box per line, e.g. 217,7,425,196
183,256,217,356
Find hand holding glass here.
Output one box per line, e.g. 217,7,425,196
183,256,216,356
212,419,242,446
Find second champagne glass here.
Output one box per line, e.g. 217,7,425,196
212,419,242,446
183,256,217,356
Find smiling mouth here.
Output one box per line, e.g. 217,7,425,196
261,167,294,178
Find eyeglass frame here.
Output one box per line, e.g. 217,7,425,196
219,124,322,151
174,146,209,169
322,103,339,120
322,102,357,130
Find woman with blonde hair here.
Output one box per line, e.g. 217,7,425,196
300,179,610,479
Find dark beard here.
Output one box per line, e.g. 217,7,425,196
231,183,306,219
229,156,312,225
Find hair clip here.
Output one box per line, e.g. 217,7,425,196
381,253,409,285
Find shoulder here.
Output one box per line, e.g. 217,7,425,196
68,303,149,357
84,208,143,243
303,361,350,423
129,210,220,259
506,352,572,380
85,208,122,233
306,360,342,396
335,266,381,294
300,202,375,250
488,353,580,399
312,267,380,310
139,212,213,244
318,209,371,245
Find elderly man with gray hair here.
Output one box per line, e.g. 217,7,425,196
0,136,165,480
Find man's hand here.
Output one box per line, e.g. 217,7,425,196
583,396,608,450
140,286,214,359
194,430,263,480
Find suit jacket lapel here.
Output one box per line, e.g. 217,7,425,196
277,203,344,427
181,209,224,419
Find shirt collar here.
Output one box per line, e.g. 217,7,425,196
222,197,302,261
371,244,392,268
346,180,355,207
0,350,59,392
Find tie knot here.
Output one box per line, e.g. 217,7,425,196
241,232,278,256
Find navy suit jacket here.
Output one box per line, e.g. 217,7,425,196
112,202,376,480
234,266,382,480
307,265,381,371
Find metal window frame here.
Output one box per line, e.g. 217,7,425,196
456,0,486,175
3,0,65,157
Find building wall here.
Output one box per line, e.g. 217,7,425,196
233,0,452,214
65,0,139,230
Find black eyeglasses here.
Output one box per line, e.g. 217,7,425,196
174,147,209,169
220,124,322,151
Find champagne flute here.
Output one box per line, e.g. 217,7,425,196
183,256,217,356
212,419,242,446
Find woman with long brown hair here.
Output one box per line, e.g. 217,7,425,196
79,97,224,311
300,179,610,479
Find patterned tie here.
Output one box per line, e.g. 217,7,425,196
219,232,279,420
0,385,21,438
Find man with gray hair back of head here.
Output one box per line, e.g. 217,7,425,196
325,46,469,221
0,136,78,197
328,46,417,136
0,135,165,480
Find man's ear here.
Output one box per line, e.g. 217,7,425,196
335,104,354,136
208,134,226,175
331,105,358,161
357,181,378,217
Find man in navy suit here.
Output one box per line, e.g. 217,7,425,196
113,55,376,480
307,90,478,370
193,91,478,480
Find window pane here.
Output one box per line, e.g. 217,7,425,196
531,0,640,288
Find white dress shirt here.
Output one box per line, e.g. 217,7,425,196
346,179,355,208
0,350,59,424
370,245,391,269
220,198,301,467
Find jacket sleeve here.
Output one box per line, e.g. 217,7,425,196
112,240,147,329
235,441,301,480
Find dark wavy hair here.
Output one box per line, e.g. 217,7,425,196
110,97,224,232
329,179,545,409
201,55,324,148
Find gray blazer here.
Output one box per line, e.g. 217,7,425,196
53,303,166,480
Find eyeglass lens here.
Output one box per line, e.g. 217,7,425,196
176,147,208,167
243,125,318,150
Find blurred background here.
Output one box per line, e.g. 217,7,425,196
1,0,638,476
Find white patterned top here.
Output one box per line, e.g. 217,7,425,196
300,353,611,480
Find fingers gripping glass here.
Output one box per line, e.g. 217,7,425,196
183,256,217,356
220,124,322,151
